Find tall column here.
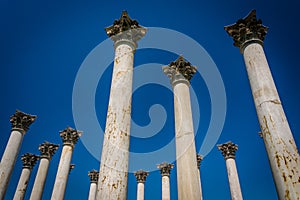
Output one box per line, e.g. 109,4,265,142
134,170,149,200
96,11,146,200
196,154,203,200
88,170,99,200
0,110,36,200
30,142,59,200
157,162,173,200
51,127,81,200
13,153,39,200
218,141,243,200
225,10,300,199
163,56,201,200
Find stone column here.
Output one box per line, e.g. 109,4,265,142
218,141,243,200
13,153,39,200
96,11,146,200
30,142,59,200
0,110,36,200
88,170,99,200
51,127,81,200
157,162,173,200
163,56,201,200
134,170,149,200
225,10,300,199
196,154,203,200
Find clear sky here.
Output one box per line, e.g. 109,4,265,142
1,0,300,199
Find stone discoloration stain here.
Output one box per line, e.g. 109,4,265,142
97,40,135,200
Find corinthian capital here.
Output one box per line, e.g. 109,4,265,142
39,141,59,160
10,110,37,133
105,11,147,45
163,56,197,85
59,127,82,147
217,141,238,160
88,170,99,183
224,10,268,52
21,153,39,169
157,162,174,177
134,170,149,183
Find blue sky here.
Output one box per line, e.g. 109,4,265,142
1,0,300,199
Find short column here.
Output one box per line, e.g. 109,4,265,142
30,142,59,200
157,162,173,200
13,153,39,200
0,110,36,199
88,170,99,200
163,56,201,200
218,141,243,200
51,127,81,200
134,170,149,200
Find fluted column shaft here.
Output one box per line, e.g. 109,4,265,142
225,10,300,199
96,11,146,200
13,153,39,200
0,110,36,200
51,127,81,200
163,56,201,200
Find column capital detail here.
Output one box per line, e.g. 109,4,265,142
88,170,99,183
196,154,203,169
21,153,39,169
59,127,82,147
157,162,174,177
134,170,149,183
224,10,268,52
10,110,37,133
163,56,197,85
69,164,75,174
105,11,147,47
217,141,238,160
39,141,59,160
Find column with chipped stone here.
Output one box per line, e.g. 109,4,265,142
157,162,173,200
88,170,99,200
134,170,149,200
96,11,146,200
30,142,59,200
196,154,203,200
218,141,243,200
225,10,300,199
51,127,81,200
13,153,39,200
0,110,36,199
163,56,201,200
